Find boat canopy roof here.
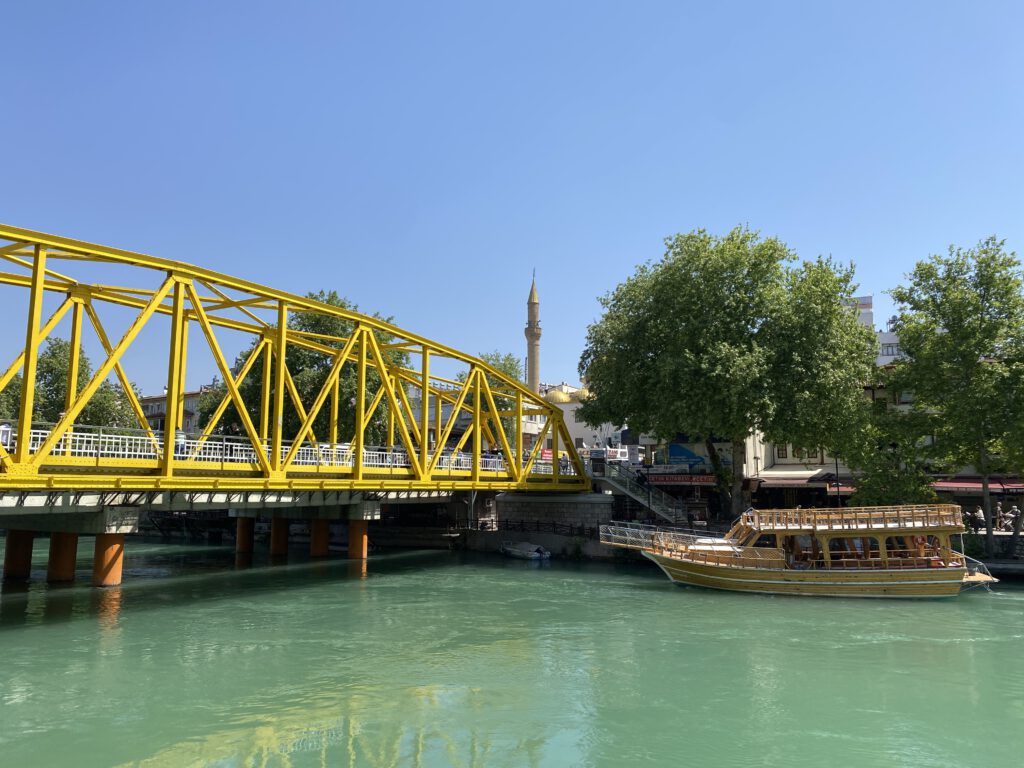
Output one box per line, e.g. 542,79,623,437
744,504,963,534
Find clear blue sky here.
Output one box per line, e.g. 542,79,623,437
2,1,1022,395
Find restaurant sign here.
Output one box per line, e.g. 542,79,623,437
648,473,716,485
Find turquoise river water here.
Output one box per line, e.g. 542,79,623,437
0,537,1022,768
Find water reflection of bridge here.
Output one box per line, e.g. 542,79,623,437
0,224,588,587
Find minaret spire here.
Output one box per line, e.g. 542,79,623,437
525,272,541,394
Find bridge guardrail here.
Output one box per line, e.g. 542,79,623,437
2,423,579,478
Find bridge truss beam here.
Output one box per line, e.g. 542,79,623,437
0,224,589,494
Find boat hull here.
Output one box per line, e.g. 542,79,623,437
642,550,966,598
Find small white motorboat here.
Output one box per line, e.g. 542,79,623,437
499,541,551,560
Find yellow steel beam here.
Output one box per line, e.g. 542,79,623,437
161,279,187,477
0,225,589,493
82,301,158,442
194,338,265,446
281,332,358,470
364,330,423,477
27,276,175,468
270,302,287,473
14,246,48,465
185,282,273,475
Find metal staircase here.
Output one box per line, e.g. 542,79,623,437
596,463,687,525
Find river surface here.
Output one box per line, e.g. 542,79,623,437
0,537,1022,768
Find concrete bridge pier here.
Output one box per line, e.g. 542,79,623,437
1,509,138,587
348,501,380,559
92,534,125,587
2,529,35,582
310,518,330,558
269,518,290,557
235,517,255,554
47,532,79,583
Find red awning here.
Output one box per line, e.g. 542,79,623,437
933,479,1024,494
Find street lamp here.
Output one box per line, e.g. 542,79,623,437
833,455,842,508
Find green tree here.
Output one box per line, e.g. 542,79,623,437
199,291,408,446
890,236,1024,555
844,381,939,506
578,227,876,519
0,339,139,428
0,374,21,422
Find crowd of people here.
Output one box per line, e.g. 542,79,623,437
965,502,1021,532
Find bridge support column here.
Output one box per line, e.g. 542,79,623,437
235,517,255,555
92,533,125,587
310,519,330,558
270,518,289,557
348,519,368,560
47,532,79,583
2,530,35,582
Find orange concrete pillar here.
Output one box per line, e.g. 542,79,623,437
310,519,330,558
270,518,289,557
47,532,79,583
3,530,35,582
92,533,125,587
348,519,368,560
235,517,255,554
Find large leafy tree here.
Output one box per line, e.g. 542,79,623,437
844,379,939,507
0,339,139,428
578,227,876,518
890,236,1024,555
198,291,408,446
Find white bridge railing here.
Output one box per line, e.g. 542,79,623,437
0,425,576,476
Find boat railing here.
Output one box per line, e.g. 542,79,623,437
748,504,963,531
600,522,707,552
682,546,789,570
961,553,995,582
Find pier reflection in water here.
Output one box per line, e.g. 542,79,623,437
0,537,1022,767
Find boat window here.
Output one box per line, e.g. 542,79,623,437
829,537,876,560
753,534,776,548
785,535,816,562
885,536,908,557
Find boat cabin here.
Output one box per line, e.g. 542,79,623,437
722,504,964,570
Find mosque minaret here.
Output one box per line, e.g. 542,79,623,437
525,274,541,394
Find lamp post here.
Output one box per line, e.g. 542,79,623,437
833,455,842,508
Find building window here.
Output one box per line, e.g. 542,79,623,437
881,343,902,357
776,445,788,459
795,448,820,462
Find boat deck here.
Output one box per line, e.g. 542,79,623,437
741,504,963,533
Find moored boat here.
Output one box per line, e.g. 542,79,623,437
601,504,997,598
499,541,551,560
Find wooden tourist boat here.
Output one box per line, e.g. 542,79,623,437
600,504,997,598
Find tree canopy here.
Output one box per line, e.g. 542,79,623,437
578,226,876,517
889,236,1024,553
198,290,408,445
0,338,139,428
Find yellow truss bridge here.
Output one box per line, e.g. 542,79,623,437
0,224,588,495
